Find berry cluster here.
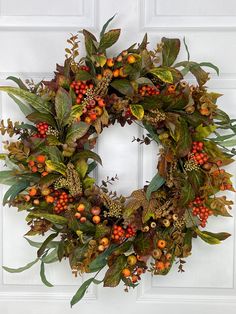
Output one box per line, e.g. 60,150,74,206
190,196,213,228
122,255,145,283
138,85,160,96
28,155,48,177
190,141,209,166
70,80,94,105
35,122,49,138
125,225,136,238
74,203,87,223
152,240,172,272
111,224,136,242
53,190,73,213
83,96,106,124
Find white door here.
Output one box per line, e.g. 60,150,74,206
0,0,236,313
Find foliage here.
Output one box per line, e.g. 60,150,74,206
0,17,235,307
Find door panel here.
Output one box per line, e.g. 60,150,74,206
1,0,236,313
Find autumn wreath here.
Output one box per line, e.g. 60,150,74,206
0,17,235,306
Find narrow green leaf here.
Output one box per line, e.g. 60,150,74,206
42,248,59,264
45,160,66,175
199,62,219,75
29,213,68,225
40,262,53,287
194,228,221,245
89,244,117,272
3,181,30,205
72,150,102,165
0,86,52,114
100,14,117,38
103,255,127,287
7,76,28,90
55,87,72,126
24,237,59,249
146,173,165,201
0,170,18,185
8,94,34,116
37,233,58,257
3,258,39,273
70,278,94,307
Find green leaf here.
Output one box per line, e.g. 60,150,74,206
55,87,72,127
40,262,53,287
70,278,94,307
8,94,34,116
133,232,153,256
26,112,57,128
42,248,59,264
100,14,117,38
194,228,221,245
146,173,165,201
0,86,52,114
24,237,59,249
199,62,219,76
29,213,68,225
46,135,62,146
0,170,18,185
89,244,117,272
99,29,120,51
45,160,66,175
103,255,127,287
76,159,88,178
199,231,231,241
176,118,192,157
39,173,61,187
3,258,39,273
75,69,92,81
3,180,30,205
43,146,63,163
162,37,180,67
175,61,209,86
92,54,107,67
110,79,134,96
72,150,102,165
7,76,28,90
183,37,190,61
187,170,204,193
179,180,195,207
37,233,58,257
129,104,144,120
195,124,217,139
149,67,173,83
83,29,97,56
66,121,90,144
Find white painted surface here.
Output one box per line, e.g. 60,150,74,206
0,0,236,313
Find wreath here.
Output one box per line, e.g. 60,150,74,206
0,17,235,306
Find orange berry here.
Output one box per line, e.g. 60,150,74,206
24,195,31,202
31,166,38,173
166,253,172,261
200,108,210,116
106,58,114,67
29,188,37,197
33,199,40,205
89,113,97,121
84,116,92,124
92,215,101,224
28,160,35,167
155,261,165,271
100,237,109,246
91,206,101,215
113,69,120,77
164,262,171,269
98,245,105,252
122,268,131,277
116,55,122,62
96,74,102,80
46,195,54,203
36,155,46,163
119,67,128,78
157,239,166,249
80,217,87,223
98,99,105,107
131,275,138,283
77,204,85,212
94,106,103,116
136,268,143,275
75,212,81,219
127,55,136,64
41,171,48,177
